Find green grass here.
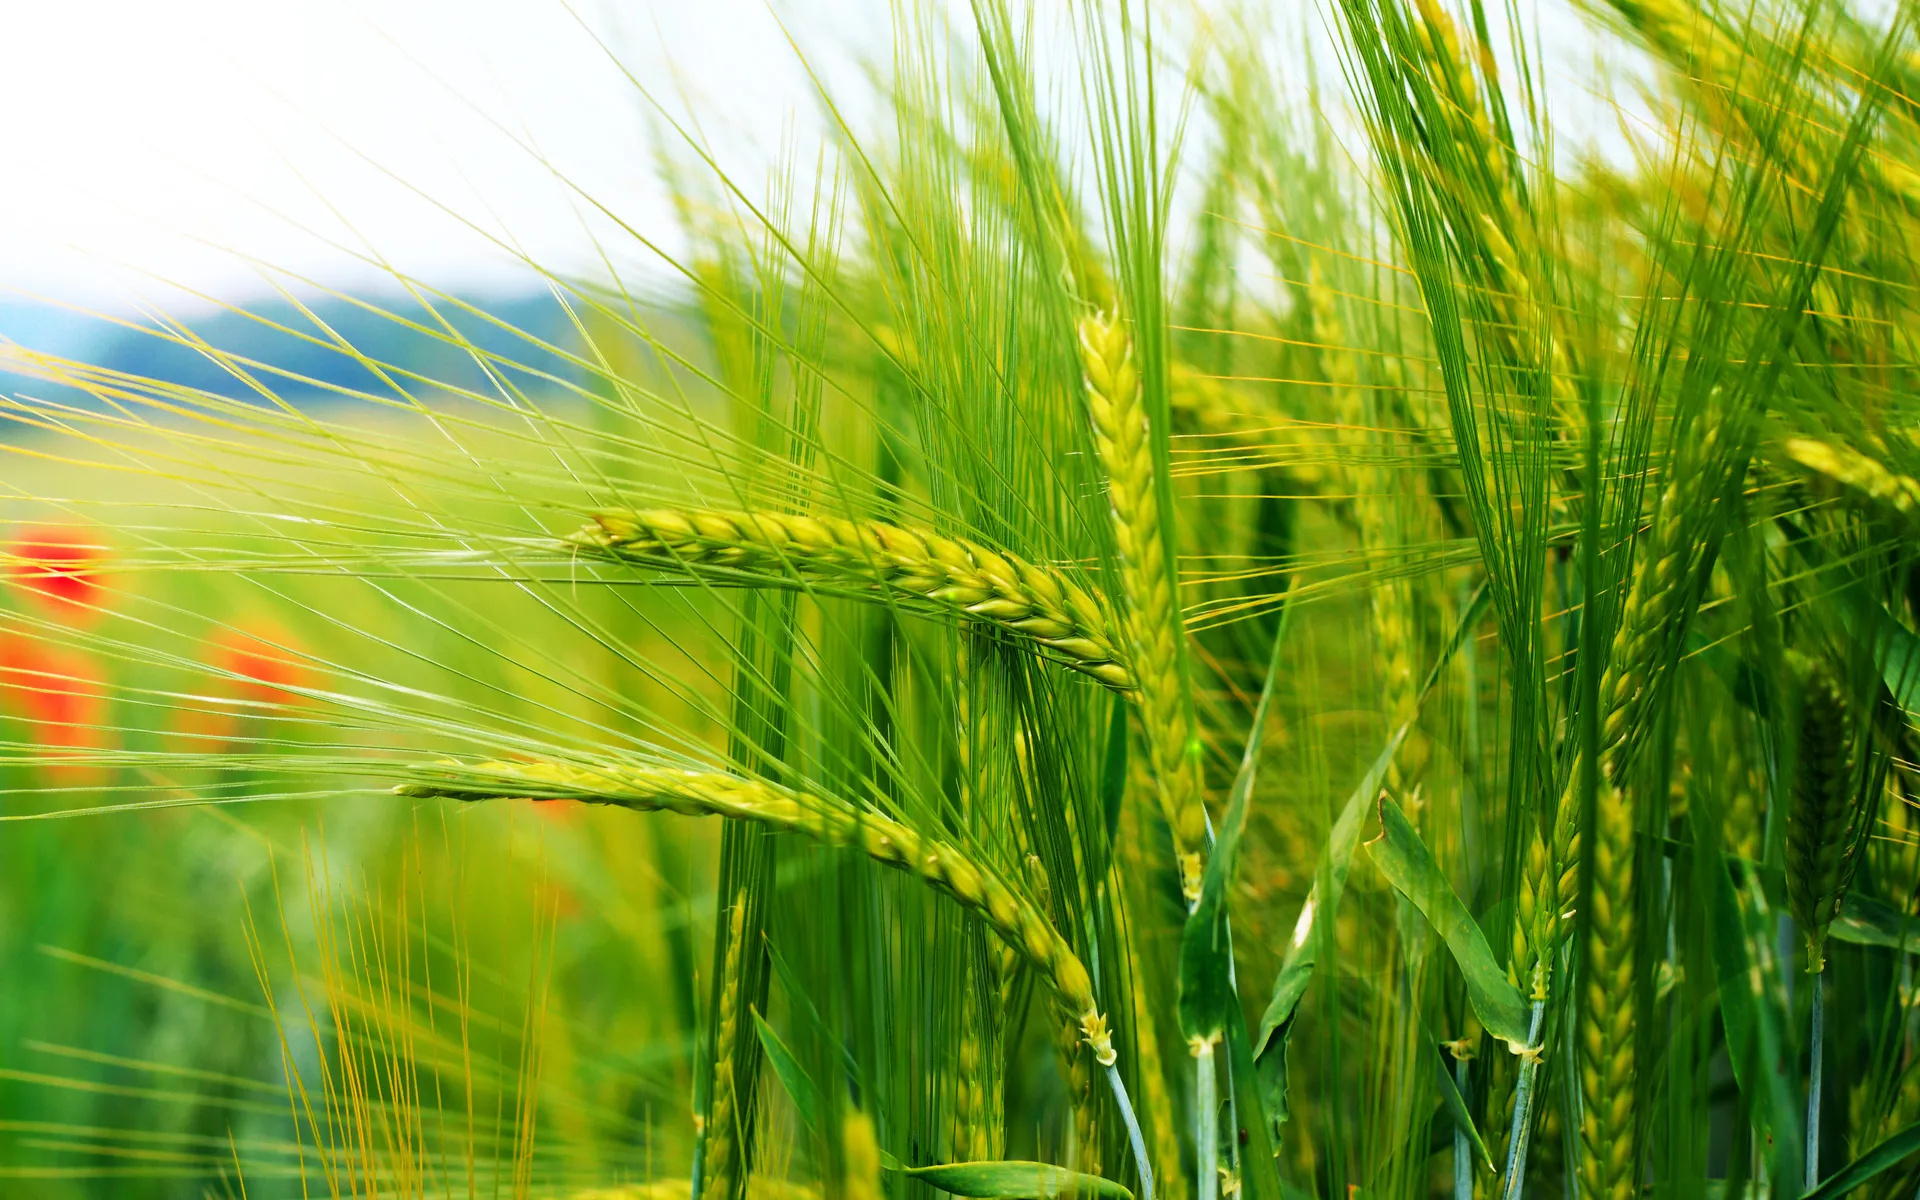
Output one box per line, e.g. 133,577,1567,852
6,0,1920,1196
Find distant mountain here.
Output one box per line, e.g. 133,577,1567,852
0,290,601,413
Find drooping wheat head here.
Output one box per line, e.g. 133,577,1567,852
571,509,1133,690
1410,0,1591,464
398,759,1117,1062
1783,438,1920,535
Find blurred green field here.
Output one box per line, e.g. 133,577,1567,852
0,402,732,1190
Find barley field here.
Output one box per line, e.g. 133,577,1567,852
2,0,1919,1197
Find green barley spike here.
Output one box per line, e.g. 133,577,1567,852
1787,654,1861,974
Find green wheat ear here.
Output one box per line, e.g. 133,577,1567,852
397,759,1117,1063
569,508,1134,690
1575,780,1638,1200
701,893,748,1200
1782,437,1920,534
1786,653,1862,974
1077,308,1206,902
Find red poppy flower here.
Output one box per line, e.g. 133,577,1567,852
0,633,108,751
8,526,110,619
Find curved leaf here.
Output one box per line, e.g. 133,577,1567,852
1363,795,1529,1047
1179,596,1293,1046
1432,1042,1494,1170
752,1008,819,1133
1691,798,1804,1192
1252,582,1491,1128
899,1161,1133,1200
1833,893,1920,952
1801,1119,1920,1199
1251,776,1368,1088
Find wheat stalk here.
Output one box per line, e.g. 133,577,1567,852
1305,265,1431,795
700,893,748,1200
1788,653,1860,1189
1575,782,1638,1200
1561,420,1742,1187
953,954,998,1160
569,509,1133,691
1603,432,1730,767
1128,965,1184,1200
1055,1017,1104,1173
1788,654,1861,973
1508,421,1730,1192
1788,654,1860,973
1551,493,1703,1191
1512,418,1730,1006
1077,309,1206,902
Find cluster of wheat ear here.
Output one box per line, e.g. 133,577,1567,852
13,0,1920,1197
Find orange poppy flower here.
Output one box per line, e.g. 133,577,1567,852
8,526,110,621
0,633,108,752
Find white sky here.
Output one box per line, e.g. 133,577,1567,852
0,0,894,305
0,0,1628,309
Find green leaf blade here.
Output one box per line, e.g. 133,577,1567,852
900,1161,1133,1200
1801,1120,1920,1199
751,1008,820,1134
1363,795,1529,1048
1178,596,1293,1047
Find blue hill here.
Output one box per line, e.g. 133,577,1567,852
0,291,592,413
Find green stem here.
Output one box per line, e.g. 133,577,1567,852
1807,970,1825,1190
1501,1000,1547,1200
1196,1044,1218,1200
1106,1063,1155,1200
1455,1056,1472,1200
1209,814,1244,1184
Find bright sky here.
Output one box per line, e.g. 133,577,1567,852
0,0,893,305
0,0,1626,309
